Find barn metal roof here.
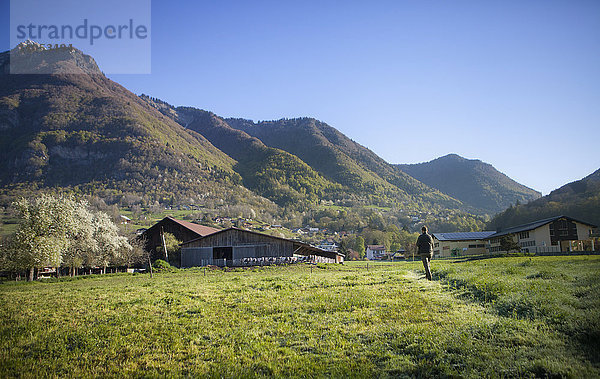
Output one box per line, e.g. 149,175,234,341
433,231,496,241
142,216,219,238
166,217,220,236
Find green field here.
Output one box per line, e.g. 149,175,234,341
0,256,598,377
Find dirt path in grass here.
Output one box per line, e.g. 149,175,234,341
404,269,435,283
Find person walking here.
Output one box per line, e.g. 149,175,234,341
416,226,434,280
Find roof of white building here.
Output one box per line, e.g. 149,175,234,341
433,231,496,241
489,215,597,238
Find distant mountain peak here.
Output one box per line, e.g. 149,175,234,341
429,153,466,163
435,153,482,163
16,40,44,49
397,155,541,214
441,153,464,159
0,41,101,75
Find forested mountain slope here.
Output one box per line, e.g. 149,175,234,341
488,168,600,229
0,42,271,209
1,42,545,223
226,117,459,206
397,154,541,214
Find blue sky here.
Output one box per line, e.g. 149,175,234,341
2,0,599,195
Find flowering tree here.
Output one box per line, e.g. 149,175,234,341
10,194,77,280
62,204,97,277
6,194,131,280
92,211,130,274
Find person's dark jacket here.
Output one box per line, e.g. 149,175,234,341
416,232,434,256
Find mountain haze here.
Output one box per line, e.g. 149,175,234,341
397,154,541,214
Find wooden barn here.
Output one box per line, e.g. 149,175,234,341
141,216,220,260
181,228,344,267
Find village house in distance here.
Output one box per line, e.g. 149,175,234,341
365,245,386,260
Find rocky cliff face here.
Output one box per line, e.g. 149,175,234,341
1,40,102,75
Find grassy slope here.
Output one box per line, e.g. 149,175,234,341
0,257,598,377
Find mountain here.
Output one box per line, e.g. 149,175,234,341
0,42,272,210
396,154,541,214
488,169,600,229
141,98,462,210
1,42,537,227
225,117,459,207
1,40,101,75
141,98,341,208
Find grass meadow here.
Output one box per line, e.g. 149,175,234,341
0,256,598,377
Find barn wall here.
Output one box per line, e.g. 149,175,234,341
181,228,342,266
181,247,212,267
185,229,295,257
232,244,293,259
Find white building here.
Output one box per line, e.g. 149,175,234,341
432,231,496,258
316,242,339,252
487,215,597,254
366,245,386,260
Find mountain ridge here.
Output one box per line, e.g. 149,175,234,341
225,117,435,196
0,43,554,226
488,168,600,229
396,154,542,214
144,100,465,211
0,44,275,212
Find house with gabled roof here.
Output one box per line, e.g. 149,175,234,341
432,231,496,258
486,215,597,254
366,245,386,260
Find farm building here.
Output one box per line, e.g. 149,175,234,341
141,217,220,260
486,215,597,254
181,228,344,267
432,231,496,258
